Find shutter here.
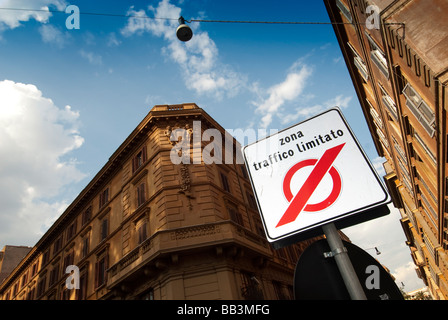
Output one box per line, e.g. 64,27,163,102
94,261,99,288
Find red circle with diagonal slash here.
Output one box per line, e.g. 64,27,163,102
283,159,342,212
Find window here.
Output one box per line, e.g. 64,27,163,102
240,271,263,300
228,205,244,226
402,115,414,137
376,127,389,149
273,281,288,300
66,220,77,241
36,275,46,298
139,288,154,300
12,282,19,296
336,0,352,23
394,65,407,93
347,42,369,82
82,206,92,226
100,218,109,242
392,136,407,165
26,287,35,300
240,165,249,179
95,253,108,288
99,188,109,209
378,83,398,121
414,132,436,165
246,191,258,210
132,146,147,173
49,264,60,287
369,102,383,129
21,272,28,288
137,220,148,245
220,172,231,192
253,215,265,238
60,283,70,300
31,262,38,277
424,65,431,87
63,251,74,272
41,249,50,268
365,31,389,78
53,235,63,254
402,83,435,137
137,182,146,207
77,271,88,300
47,291,57,300
81,235,90,258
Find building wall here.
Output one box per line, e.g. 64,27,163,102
0,246,32,284
0,103,317,300
324,0,448,299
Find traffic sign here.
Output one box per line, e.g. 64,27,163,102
242,108,390,246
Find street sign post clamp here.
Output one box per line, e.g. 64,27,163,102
322,223,367,300
323,246,347,258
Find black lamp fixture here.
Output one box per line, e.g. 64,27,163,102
365,246,381,255
176,16,193,42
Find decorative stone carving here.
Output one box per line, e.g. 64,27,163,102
170,224,220,240
165,123,196,208
179,164,191,193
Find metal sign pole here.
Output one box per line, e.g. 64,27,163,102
322,223,367,300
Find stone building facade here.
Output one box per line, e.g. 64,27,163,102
324,0,448,299
0,103,318,300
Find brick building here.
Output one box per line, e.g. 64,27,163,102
0,246,32,284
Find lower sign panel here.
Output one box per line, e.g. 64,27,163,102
294,239,403,300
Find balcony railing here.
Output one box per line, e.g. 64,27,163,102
107,237,152,278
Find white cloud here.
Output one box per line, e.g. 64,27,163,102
121,0,246,99
107,32,122,47
251,62,313,128
79,49,103,66
279,93,352,126
371,156,386,176
0,80,86,247
343,202,426,292
0,0,66,30
39,24,69,48
392,261,424,292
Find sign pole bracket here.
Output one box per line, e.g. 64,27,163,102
322,223,367,300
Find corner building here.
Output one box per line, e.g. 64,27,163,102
324,0,448,299
0,104,317,300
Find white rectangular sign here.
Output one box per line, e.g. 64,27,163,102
243,108,390,244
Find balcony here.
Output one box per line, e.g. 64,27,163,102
107,237,153,280
107,221,272,289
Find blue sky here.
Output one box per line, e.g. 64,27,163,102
0,0,425,292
